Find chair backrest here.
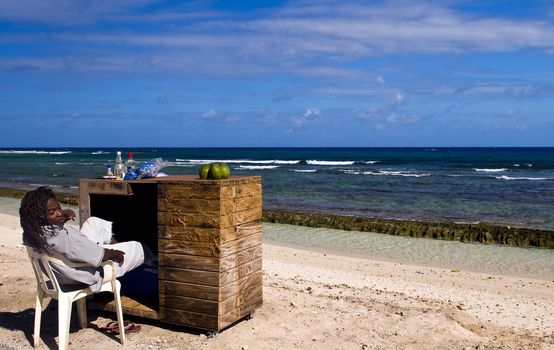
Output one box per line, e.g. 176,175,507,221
26,246,91,296
27,246,63,297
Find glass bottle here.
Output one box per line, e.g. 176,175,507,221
115,151,125,180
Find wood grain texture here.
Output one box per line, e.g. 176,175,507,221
159,280,219,301
218,282,263,316
219,270,263,301
158,307,218,331
158,253,220,271
89,296,158,319
158,231,262,258
157,206,261,229
218,295,263,330
159,267,219,286
219,258,262,286
158,244,262,272
158,221,261,243
159,294,219,315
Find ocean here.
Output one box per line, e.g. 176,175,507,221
1,147,554,230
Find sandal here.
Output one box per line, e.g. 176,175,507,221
100,320,130,332
107,322,142,335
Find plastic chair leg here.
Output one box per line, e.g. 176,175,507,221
76,298,87,328
57,296,73,350
33,289,44,348
112,281,125,344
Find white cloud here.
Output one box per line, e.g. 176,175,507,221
3,1,554,78
394,93,405,105
202,109,217,119
304,108,320,117
291,108,320,128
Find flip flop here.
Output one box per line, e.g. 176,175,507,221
107,322,142,335
100,320,130,332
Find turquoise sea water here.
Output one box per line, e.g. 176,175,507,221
1,147,554,229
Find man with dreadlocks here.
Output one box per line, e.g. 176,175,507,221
20,186,147,292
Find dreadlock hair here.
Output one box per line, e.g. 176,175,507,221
20,186,56,253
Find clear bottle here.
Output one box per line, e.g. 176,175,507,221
114,151,125,180
125,151,136,171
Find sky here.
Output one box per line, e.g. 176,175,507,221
1,0,554,147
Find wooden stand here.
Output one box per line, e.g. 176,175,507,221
79,175,263,332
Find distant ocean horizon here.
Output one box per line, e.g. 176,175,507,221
1,147,554,230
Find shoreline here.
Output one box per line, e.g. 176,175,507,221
2,186,553,249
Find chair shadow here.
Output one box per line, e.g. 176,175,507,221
0,299,126,349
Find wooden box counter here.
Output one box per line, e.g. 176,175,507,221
79,175,263,333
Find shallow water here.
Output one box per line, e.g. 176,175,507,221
263,222,554,280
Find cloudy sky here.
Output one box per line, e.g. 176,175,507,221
1,0,554,147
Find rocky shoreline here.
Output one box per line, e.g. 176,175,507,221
263,209,554,249
3,187,552,249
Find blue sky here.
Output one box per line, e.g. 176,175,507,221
1,0,554,147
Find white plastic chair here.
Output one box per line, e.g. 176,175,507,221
26,246,126,350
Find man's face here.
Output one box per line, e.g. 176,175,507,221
46,197,64,226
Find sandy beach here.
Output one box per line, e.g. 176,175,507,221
1,211,553,349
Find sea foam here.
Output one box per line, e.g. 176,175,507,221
238,165,279,170
474,168,508,172
307,160,355,166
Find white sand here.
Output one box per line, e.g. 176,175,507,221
0,212,553,349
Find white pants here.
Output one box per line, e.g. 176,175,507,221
80,217,145,278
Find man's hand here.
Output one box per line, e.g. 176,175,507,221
103,248,125,265
61,209,76,223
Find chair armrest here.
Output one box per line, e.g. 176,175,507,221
100,260,117,281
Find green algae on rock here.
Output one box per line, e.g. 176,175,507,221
0,188,79,206
262,209,554,249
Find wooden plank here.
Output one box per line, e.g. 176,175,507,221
159,280,219,301
219,270,263,301
218,295,263,330
158,307,218,331
219,258,263,287
158,243,262,272
158,211,220,228
158,206,261,229
158,253,220,271
158,239,220,257
220,207,262,229
158,221,262,244
220,181,262,200
159,267,219,286
158,197,222,214
88,296,158,319
80,179,133,195
158,231,262,258
158,194,262,216
220,232,263,258
159,294,219,315
159,183,222,200
220,244,263,272
78,180,91,225
218,283,263,315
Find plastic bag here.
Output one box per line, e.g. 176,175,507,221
127,158,173,179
